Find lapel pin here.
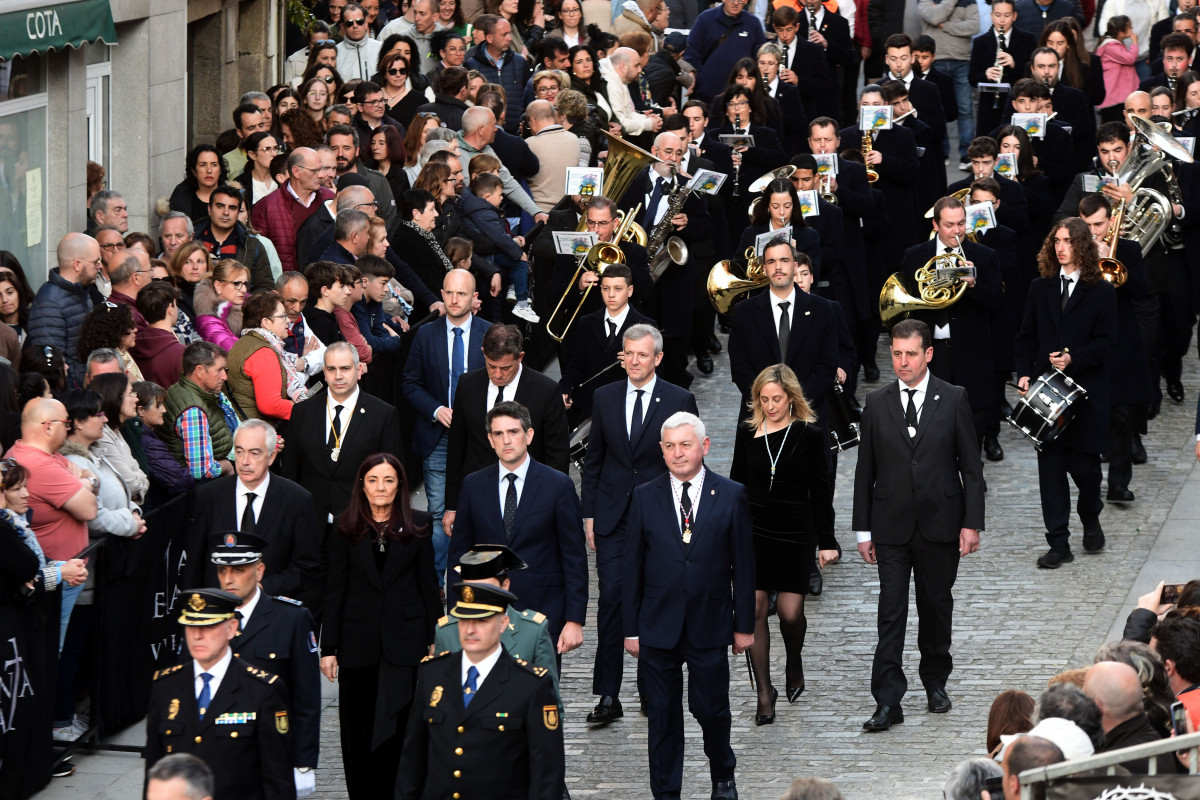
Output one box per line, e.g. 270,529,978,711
655,397,660,403
359,408,365,414
710,489,715,495
934,395,940,401
804,310,811,316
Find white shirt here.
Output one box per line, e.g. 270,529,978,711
669,468,705,530
604,305,631,340
626,375,657,435
325,386,361,444
644,171,675,225
805,6,825,31
766,75,781,98
770,288,798,334
298,313,327,375
286,181,317,208
934,237,963,339
780,38,796,72
487,364,523,409
194,648,233,707
441,315,474,416
855,369,932,544
1058,266,1078,300
236,473,271,526
498,455,532,513
237,587,263,630
462,642,504,691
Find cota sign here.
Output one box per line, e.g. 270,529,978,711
26,9,64,41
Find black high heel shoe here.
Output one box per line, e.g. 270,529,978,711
785,652,805,703
786,684,805,703
755,687,779,726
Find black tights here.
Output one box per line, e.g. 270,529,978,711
748,589,807,713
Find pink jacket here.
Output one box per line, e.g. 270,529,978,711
1097,37,1139,109
192,279,244,352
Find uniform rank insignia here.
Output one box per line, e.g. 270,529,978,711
275,711,289,734
308,631,318,653
462,586,475,602
188,594,206,611
216,712,256,724
430,686,443,707
167,699,180,720
543,705,559,730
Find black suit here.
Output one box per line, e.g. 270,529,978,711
903,115,948,231
918,68,958,124
444,366,571,510
1049,84,1096,168
852,374,984,708
825,157,874,324
778,37,834,126
547,240,653,333
768,79,809,156
396,649,564,800
145,658,293,800
995,117,1075,202
232,593,321,769
947,174,1030,234
887,74,947,146
969,27,1038,134
798,9,855,123
323,510,440,798
622,469,755,799
581,377,697,698
558,305,655,423
189,475,322,604
839,123,921,253
1015,274,1117,552
1107,238,1151,496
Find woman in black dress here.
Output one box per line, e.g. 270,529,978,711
729,364,837,726
320,452,440,799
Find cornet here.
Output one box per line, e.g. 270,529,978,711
819,173,837,205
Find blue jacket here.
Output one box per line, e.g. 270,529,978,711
401,316,492,457
351,299,404,354
28,268,95,387
464,45,527,132
683,7,766,104
459,192,524,261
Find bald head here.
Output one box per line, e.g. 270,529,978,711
1124,91,1152,120
336,185,375,211
21,398,69,453
462,106,496,136
610,47,638,69
57,233,100,270
444,267,475,292
527,99,556,123
1084,661,1145,729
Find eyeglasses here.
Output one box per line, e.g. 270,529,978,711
561,6,581,12
362,98,387,105
344,17,367,26
356,201,379,209
294,164,322,172
268,313,290,321
224,280,250,289
536,86,558,96
99,242,125,252
728,99,750,107
259,144,284,153
43,419,69,426
387,68,408,76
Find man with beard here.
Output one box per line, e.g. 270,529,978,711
326,125,395,226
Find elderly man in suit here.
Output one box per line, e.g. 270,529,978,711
402,269,491,588
581,323,697,726
188,420,322,606
448,400,588,658
623,411,754,800
853,319,984,732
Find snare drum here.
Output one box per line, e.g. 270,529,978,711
1007,369,1087,450
568,418,592,472
827,381,860,452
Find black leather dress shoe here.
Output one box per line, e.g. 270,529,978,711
1168,380,1185,403
586,696,623,725
708,332,722,354
696,353,714,375
1107,488,1135,504
927,687,951,713
1083,523,1105,553
712,779,738,800
1132,434,1147,465
984,436,1004,462
863,362,880,382
1037,549,1074,569
1001,400,1013,419
863,705,903,731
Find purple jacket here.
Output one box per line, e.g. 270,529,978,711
141,426,195,497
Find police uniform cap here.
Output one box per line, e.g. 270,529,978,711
456,544,527,581
209,531,268,566
449,582,518,619
179,588,242,626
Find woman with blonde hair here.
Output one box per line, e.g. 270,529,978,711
729,363,836,725
192,259,250,350
166,240,209,344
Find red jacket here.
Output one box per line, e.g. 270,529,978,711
249,181,335,273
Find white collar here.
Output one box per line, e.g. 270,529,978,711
605,304,631,330
238,586,263,629
771,287,798,307
1058,266,1079,282
462,642,504,684
898,368,932,397
194,646,233,682
447,315,472,335
328,386,360,413
501,454,532,484
237,472,270,499
628,374,657,397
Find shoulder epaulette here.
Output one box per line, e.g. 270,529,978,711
153,663,184,680
421,650,452,663
437,615,453,627
520,610,547,625
246,664,280,684
275,595,302,606
513,658,548,677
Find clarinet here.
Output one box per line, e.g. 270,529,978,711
732,113,743,199
992,42,1005,110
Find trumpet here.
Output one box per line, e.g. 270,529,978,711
863,129,879,183
819,173,837,205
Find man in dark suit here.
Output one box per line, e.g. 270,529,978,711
1140,33,1194,93
913,37,959,129
881,79,948,231
946,138,1031,234
969,0,1037,135
1030,47,1095,169
211,533,320,788
1016,218,1118,568
1149,13,1197,66
881,35,947,150
558,265,655,425
448,400,587,654
798,0,856,124
443,324,571,519
853,319,984,732
581,323,698,726
790,155,850,311
402,269,491,588
188,420,322,606
900,196,1005,450
771,6,835,132
728,232,841,426
622,412,755,800
144,589,294,800
396,581,564,800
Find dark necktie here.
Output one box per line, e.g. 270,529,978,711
680,480,693,530
198,672,213,719
606,319,617,347
503,473,518,540
778,300,791,357
450,327,465,407
463,665,479,707
328,404,343,450
241,492,257,534
644,177,664,227
945,246,954,254
1061,276,1071,311
494,384,505,408
904,388,918,430
629,389,645,443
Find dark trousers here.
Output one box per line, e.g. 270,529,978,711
1108,404,1135,493
1149,250,1194,395
1036,441,1103,552
592,522,628,697
658,336,693,389
691,263,716,357
338,663,414,800
929,339,993,448
640,635,735,800
871,535,959,707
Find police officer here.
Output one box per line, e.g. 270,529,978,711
434,545,560,700
395,582,565,800
210,532,321,795
144,589,294,800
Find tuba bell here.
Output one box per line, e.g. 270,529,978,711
707,247,767,314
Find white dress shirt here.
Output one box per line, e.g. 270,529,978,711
669,468,705,529
235,473,271,527
194,648,234,706
625,375,657,435
324,386,361,444
1058,267,1078,301
487,364,523,408
770,288,798,332
806,6,825,30
498,455,532,512
462,642,504,691
766,76,781,98
856,369,932,544
443,316,474,408
237,587,263,630
643,171,674,225
604,305,631,341
934,237,964,339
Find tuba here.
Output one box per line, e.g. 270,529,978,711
879,244,970,325
1117,114,1193,253
707,247,767,314
1097,197,1128,288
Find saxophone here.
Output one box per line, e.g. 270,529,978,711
863,129,879,183
647,168,691,282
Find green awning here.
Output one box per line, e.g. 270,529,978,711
0,0,117,62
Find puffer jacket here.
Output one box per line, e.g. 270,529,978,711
464,45,527,133
249,180,335,274
27,268,94,387
141,425,195,503
192,279,245,352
